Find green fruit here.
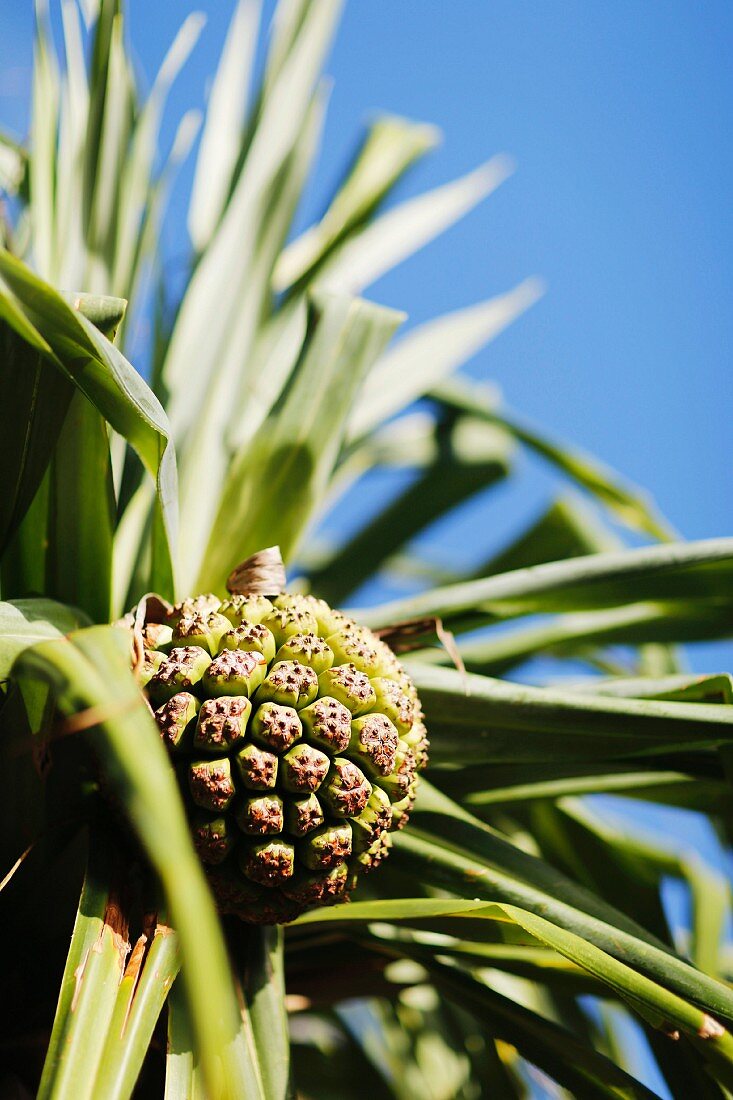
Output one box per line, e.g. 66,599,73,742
235,794,285,836
298,696,352,754
319,758,372,817
203,649,267,697
299,822,352,871
167,593,221,626
285,793,324,837
171,612,231,655
256,660,319,710
380,746,418,803
193,696,251,753
282,861,349,906
219,621,277,663
401,718,430,770
139,648,166,689
317,664,376,715
148,646,212,703
192,813,236,864
188,758,236,812
155,692,199,752
350,785,392,854
250,702,302,752
260,606,319,647
280,743,330,793
368,677,414,735
141,623,173,651
235,743,279,790
326,627,384,677
349,713,399,777
274,632,334,675
391,778,418,829
240,839,295,887
219,594,274,627
144,589,427,923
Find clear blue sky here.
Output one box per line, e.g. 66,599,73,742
1,1,730,670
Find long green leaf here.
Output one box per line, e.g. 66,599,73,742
476,494,621,577
111,12,204,296
85,13,132,278
317,154,514,294
389,831,733,1024
417,601,733,678
239,928,290,1100
30,0,59,279
0,598,89,677
82,0,121,237
0,288,124,572
93,924,180,1100
310,416,513,605
46,392,115,621
333,782,733,1021
569,672,733,704
198,291,403,591
347,279,542,441
0,250,178,597
188,0,261,252
552,798,730,980
14,626,260,1098
427,962,682,1100
453,765,729,815
167,2,341,587
274,114,439,291
55,0,89,288
163,0,341,439
0,317,73,557
435,376,674,540
37,831,112,1099
356,536,733,631
407,662,733,765
165,978,197,1100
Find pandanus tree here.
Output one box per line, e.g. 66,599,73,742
1,2,732,1096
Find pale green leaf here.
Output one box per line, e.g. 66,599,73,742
348,278,543,440
274,114,440,290
0,598,89,677
86,13,133,285
176,87,328,589
319,154,514,293
188,0,262,251
163,0,341,436
111,12,205,295
30,0,59,279
198,291,403,591
310,416,513,605
54,0,89,288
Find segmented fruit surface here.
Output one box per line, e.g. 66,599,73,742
141,591,427,923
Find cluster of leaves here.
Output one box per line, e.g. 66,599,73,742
1,1,731,1097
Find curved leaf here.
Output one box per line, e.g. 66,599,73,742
197,291,403,592
357,536,733,631
434,376,675,540
0,597,89,677
0,250,178,598
347,279,543,441
13,625,260,1098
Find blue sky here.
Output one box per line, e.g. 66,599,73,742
1,1,730,673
